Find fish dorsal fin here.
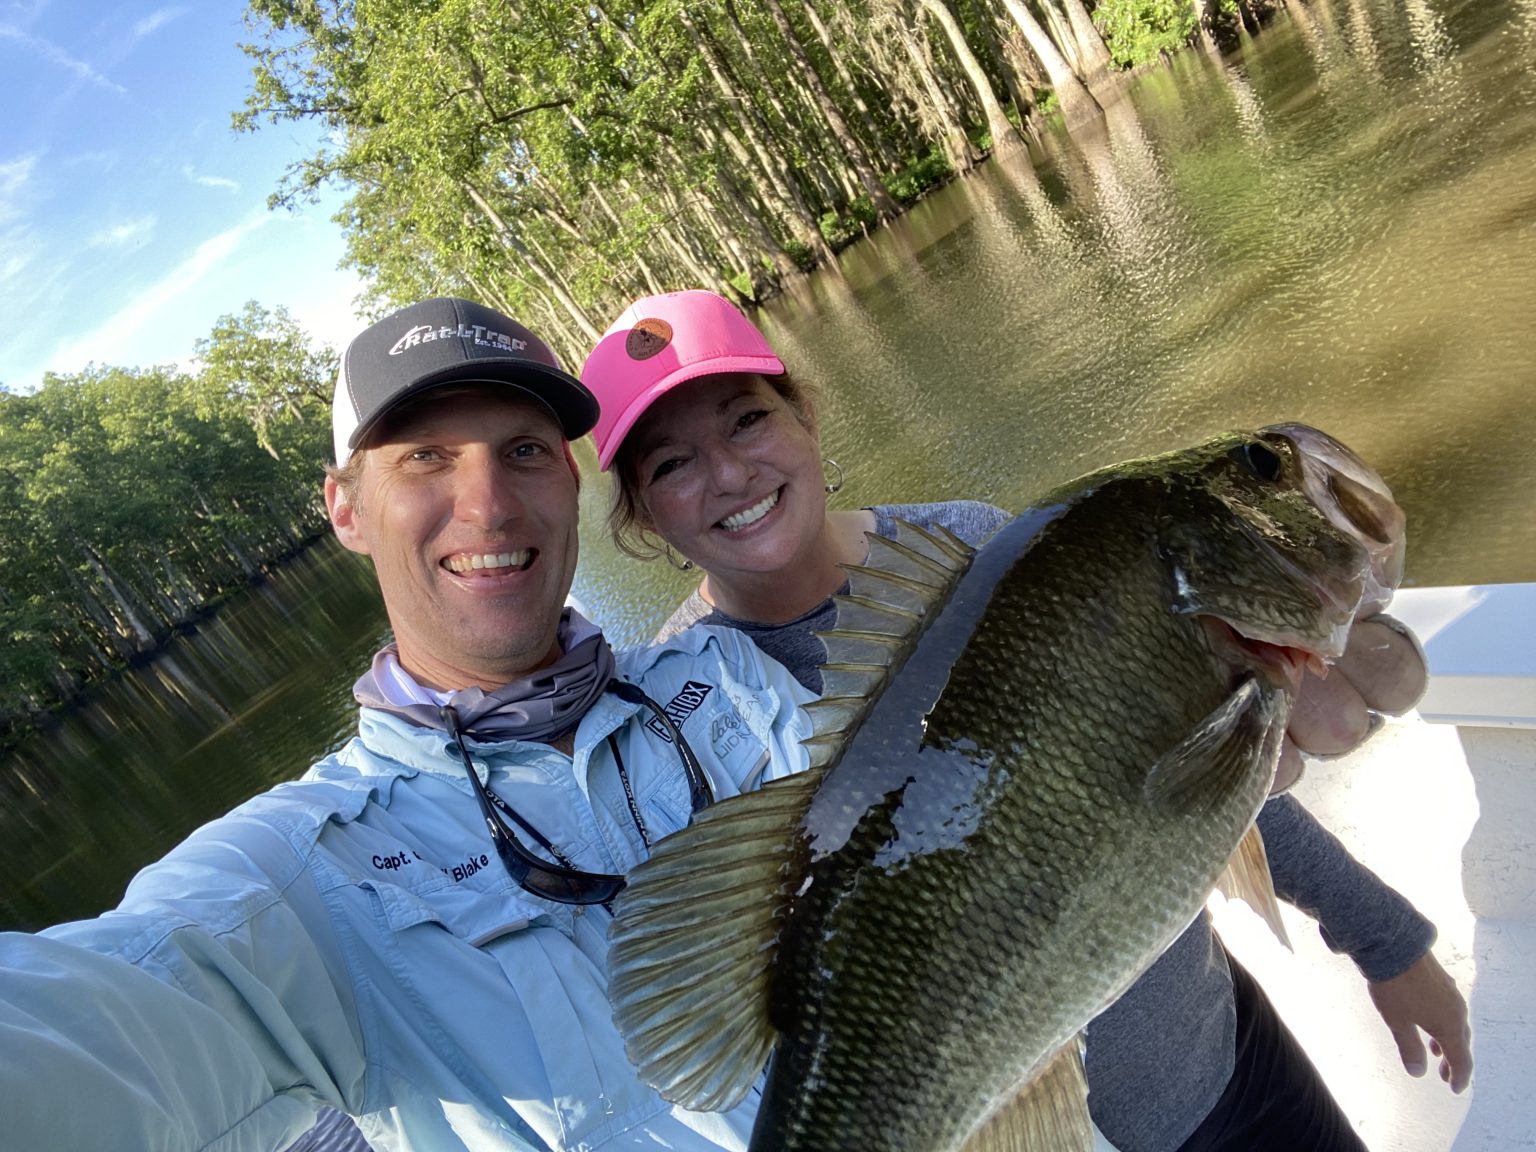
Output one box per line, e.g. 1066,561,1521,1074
1143,677,1285,813
608,770,820,1110
1215,823,1293,950
960,1036,1094,1152
805,520,976,769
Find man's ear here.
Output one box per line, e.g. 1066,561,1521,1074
325,475,371,556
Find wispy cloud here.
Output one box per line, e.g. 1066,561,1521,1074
0,151,36,301
132,7,183,39
46,212,271,372
0,25,126,94
0,248,32,294
182,165,239,191
87,214,155,248
0,153,37,214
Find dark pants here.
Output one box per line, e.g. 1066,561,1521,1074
1179,956,1369,1152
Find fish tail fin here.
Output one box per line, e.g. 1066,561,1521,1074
960,1035,1094,1152
1215,823,1293,950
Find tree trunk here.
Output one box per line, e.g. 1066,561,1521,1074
761,0,902,220
690,123,803,279
649,173,750,285
1038,0,1084,75
994,0,1104,128
1192,0,1220,53
892,14,978,171
682,8,836,265
800,0,889,157
719,3,850,208
981,10,1038,133
590,184,666,296
198,491,258,577
919,0,1026,155
1059,0,1115,82
462,182,601,342
716,169,799,291
77,540,158,646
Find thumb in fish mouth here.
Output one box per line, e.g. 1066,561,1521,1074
1286,665,1372,757
1273,610,1427,787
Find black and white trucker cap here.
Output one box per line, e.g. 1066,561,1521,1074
331,297,600,465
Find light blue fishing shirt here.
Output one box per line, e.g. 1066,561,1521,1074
0,625,814,1152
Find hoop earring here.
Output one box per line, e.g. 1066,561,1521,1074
664,545,695,572
823,457,845,496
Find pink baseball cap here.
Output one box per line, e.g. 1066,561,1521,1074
581,290,785,471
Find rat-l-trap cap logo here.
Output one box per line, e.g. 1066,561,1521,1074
625,317,673,361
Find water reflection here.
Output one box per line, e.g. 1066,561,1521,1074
580,0,1536,652
0,545,387,930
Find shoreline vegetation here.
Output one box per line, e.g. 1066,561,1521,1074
0,304,338,751
3,0,1284,749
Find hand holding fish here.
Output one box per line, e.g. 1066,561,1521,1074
1275,612,1429,791
1367,949,1474,1093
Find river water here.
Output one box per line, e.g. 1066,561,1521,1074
4,0,1534,930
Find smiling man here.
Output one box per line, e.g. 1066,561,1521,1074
0,297,815,1151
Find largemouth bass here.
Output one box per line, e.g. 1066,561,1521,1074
608,424,1405,1152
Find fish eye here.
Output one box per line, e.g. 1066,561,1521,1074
1230,441,1284,482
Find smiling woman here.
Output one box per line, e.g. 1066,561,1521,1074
581,290,1009,685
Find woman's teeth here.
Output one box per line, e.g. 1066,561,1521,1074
720,491,779,531
445,550,532,574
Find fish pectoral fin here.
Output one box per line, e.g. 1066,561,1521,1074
607,770,820,1112
960,1035,1093,1152
1214,824,1293,950
1143,677,1283,813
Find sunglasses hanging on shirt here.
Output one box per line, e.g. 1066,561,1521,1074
441,678,716,908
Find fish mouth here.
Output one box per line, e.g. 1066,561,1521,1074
1263,422,1406,614
1197,615,1329,692
1178,425,1409,684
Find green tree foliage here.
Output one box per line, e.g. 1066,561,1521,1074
194,302,336,461
0,311,334,741
1093,0,1199,68
234,0,1142,366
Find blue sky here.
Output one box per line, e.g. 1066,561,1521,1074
0,1,367,391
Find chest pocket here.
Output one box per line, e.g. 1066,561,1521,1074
359,875,669,1150
693,698,771,792
618,688,774,842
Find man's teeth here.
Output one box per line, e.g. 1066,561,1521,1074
720,491,779,531
445,550,531,574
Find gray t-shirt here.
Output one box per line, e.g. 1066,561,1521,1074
654,499,1434,1151
654,501,1010,694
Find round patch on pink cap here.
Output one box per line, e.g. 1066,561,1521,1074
626,318,673,361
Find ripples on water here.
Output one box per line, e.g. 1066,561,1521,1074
584,0,1536,642
5,0,1534,927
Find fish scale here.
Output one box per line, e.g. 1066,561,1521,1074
608,425,1406,1152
